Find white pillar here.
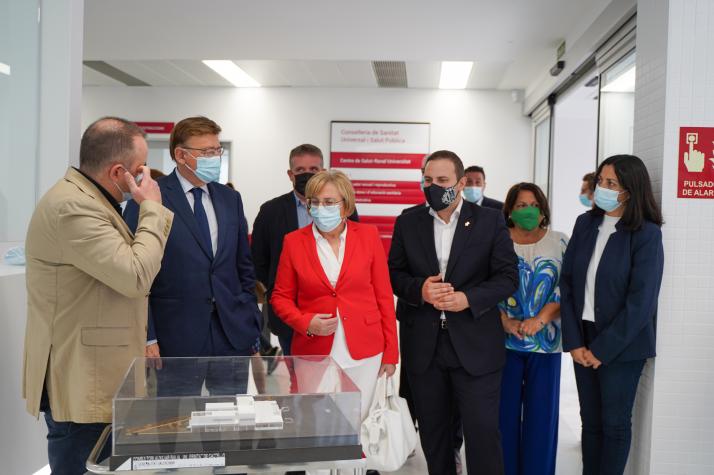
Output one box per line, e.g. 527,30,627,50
631,0,714,473
37,0,84,196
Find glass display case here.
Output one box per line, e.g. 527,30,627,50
100,355,362,472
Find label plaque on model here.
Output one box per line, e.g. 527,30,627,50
130,453,226,469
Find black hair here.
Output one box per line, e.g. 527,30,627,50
593,154,664,230
503,182,550,228
425,150,465,179
465,165,485,179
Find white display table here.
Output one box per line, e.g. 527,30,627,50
0,241,49,474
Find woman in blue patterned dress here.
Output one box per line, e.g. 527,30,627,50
498,182,568,475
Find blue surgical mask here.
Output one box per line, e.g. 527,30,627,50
310,204,343,232
186,156,221,183
463,186,483,203
579,194,593,207
3,246,26,266
594,185,625,212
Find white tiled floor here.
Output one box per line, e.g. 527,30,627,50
264,334,583,475
383,354,583,475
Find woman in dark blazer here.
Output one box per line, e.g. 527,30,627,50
561,154,664,475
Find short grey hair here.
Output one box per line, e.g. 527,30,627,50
289,143,324,169
79,117,146,174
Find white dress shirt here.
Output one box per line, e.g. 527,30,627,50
581,214,620,322
312,224,382,369
429,198,463,320
176,168,218,255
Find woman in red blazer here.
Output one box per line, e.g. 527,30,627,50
271,170,398,420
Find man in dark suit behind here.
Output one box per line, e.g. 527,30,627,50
389,150,518,474
463,165,504,210
124,117,261,394
251,144,357,355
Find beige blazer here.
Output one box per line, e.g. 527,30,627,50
23,168,174,423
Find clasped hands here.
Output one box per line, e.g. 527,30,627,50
306,314,396,378
422,275,469,312
501,314,545,339
570,347,602,369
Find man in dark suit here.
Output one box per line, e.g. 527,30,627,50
463,165,504,210
396,157,427,428
124,117,261,394
389,150,518,474
251,144,358,356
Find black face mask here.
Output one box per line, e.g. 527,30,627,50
424,183,458,211
294,172,315,196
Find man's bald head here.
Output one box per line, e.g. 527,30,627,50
79,117,147,174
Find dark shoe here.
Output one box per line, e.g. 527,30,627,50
260,345,280,358
262,346,282,374
284,472,305,475
366,471,380,475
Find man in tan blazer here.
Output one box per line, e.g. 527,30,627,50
23,117,174,475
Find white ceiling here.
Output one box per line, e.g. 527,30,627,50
83,0,613,90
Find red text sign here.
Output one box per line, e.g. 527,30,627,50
678,127,714,199
134,122,174,134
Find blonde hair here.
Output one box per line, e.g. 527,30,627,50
305,170,356,216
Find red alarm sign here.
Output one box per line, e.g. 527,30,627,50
678,127,714,199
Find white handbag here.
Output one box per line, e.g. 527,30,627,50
360,374,418,471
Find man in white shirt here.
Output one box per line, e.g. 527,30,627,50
124,116,262,395
389,150,519,475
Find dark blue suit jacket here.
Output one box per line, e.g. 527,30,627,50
389,201,519,376
560,211,664,364
124,171,261,356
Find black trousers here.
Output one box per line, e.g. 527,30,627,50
408,329,504,475
400,346,464,451
574,322,645,475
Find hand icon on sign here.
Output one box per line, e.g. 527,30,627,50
684,133,705,172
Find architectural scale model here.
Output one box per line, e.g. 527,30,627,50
188,396,284,431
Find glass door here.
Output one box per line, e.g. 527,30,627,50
598,50,636,163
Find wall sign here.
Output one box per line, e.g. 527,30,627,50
330,121,430,252
678,127,714,199
134,122,174,134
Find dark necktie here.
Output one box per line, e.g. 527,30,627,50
190,187,213,255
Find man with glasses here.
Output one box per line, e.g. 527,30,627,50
124,116,262,395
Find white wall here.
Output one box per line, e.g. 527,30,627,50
82,87,531,226
631,0,714,474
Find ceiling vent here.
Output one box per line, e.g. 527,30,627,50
372,61,407,88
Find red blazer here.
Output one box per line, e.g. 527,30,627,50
270,221,399,364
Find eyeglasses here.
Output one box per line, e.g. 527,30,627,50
307,199,343,208
180,146,224,157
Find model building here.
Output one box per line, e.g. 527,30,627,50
189,396,284,431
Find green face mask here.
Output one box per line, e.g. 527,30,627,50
511,206,541,231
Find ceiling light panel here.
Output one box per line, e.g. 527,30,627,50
439,61,474,89
202,60,261,87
